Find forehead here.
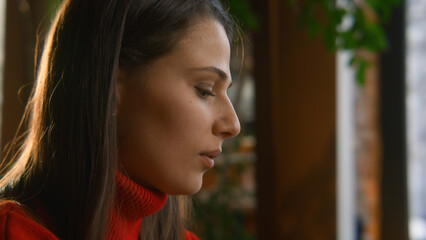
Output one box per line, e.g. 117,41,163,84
171,19,231,68
179,19,230,45
135,18,232,83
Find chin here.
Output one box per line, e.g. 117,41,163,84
163,178,203,196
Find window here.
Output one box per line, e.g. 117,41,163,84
406,1,426,239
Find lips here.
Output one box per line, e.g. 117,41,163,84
200,149,221,168
200,149,222,160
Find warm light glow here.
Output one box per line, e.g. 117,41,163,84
0,0,7,147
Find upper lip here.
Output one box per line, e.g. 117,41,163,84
200,149,222,159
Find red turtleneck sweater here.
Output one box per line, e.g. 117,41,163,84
0,173,199,239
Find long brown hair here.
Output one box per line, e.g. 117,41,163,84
0,0,234,239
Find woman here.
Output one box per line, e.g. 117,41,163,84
0,0,240,239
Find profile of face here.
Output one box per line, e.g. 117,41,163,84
117,18,241,195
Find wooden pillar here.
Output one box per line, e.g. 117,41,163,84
254,1,336,239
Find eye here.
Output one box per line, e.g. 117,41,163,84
195,87,215,99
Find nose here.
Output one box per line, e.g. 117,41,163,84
212,99,241,139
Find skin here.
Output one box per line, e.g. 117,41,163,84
117,18,240,195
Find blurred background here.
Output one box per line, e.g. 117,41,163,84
0,0,424,239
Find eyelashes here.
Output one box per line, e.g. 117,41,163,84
195,86,215,99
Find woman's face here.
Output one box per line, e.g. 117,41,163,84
117,19,240,195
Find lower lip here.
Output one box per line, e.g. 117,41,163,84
200,155,215,168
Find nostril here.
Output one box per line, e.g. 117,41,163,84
222,119,240,138
213,101,241,138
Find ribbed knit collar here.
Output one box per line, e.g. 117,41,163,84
107,171,168,239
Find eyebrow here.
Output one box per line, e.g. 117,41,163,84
192,66,230,82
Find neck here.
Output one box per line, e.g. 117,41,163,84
107,171,168,239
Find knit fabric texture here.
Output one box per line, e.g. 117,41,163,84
0,172,200,239
107,171,168,239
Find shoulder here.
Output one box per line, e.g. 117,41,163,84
185,229,200,240
0,201,58,240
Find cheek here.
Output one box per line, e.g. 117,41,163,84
155,96,213,143
119,84,213,153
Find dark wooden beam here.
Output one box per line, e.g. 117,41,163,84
379,1,409,239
